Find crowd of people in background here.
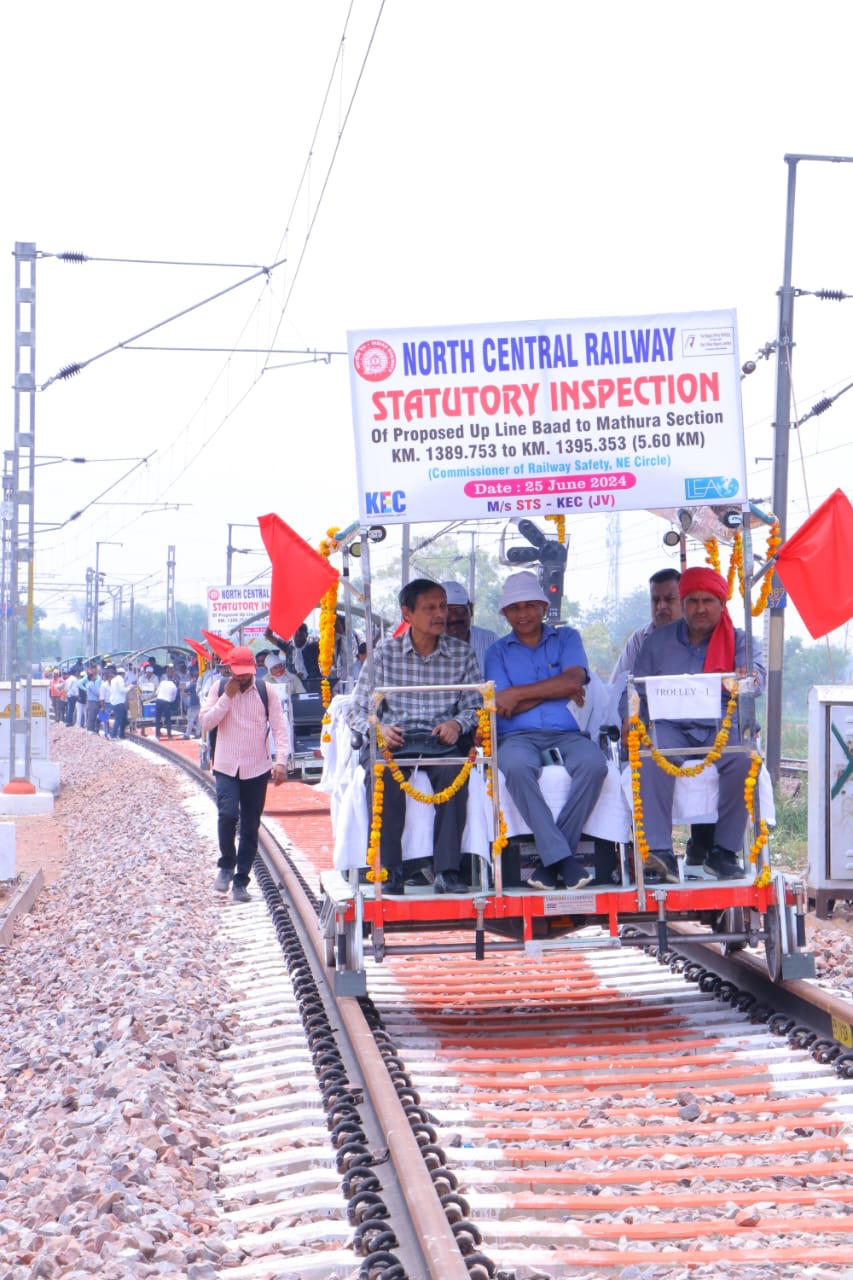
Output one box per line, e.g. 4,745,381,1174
46,655,203,741
42,618,357,743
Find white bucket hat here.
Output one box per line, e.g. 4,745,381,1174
498,571,548,613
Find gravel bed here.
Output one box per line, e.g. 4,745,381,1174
0,730,249,1278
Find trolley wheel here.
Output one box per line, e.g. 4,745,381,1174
764,904,783,982
326,919,362,972
714,906,747,956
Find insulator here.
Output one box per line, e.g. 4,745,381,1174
56,251,88,264
815,289,846,301
56,363,83,380
810,397,833,416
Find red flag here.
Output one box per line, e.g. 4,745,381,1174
258,513,339,641
200,629,235,661
183,637,209,674
774,488,853,638
184,637,209,660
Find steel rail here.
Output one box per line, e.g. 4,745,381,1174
135,732,472,1278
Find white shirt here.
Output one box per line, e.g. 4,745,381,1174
109,675,127,706
156,678,178,701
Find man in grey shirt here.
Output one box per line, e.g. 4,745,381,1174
441,580,499,676
621,567,765,883
610,567,715,867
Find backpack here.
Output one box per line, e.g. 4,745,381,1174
207,678,270,768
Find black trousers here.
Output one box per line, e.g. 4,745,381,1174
155,698,174,738
214,770,269,886
368,757,470,874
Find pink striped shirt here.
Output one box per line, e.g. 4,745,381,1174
199,681,290,778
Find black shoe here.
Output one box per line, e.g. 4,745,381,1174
382,867,405,895
231,883,251,904
404,861,435,887
685,837,708,867
433,870,468,894
703,846,745,879
645,849,680,883
526,861,559,891
560,857,594,889
213,869,234,893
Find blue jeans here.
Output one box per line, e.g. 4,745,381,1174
214,770,269,886
497,729,608,867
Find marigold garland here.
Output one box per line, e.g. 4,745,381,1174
703,522,781,617
628,695,770,883
751,522,781,617
744,750,771,881
631,689,738,779
545,513,567,545
375,725,475,804
365,714,510,871
477,706,508,857
317,525,341,709
627,718,651,865
627,689,738,866
704,537,721,574
365,761,387,883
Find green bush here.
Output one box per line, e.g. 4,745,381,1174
769,781,808,874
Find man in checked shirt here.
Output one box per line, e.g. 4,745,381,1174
346,579,482,895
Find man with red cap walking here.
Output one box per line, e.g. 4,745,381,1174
623,566,765,882
200,645,290,903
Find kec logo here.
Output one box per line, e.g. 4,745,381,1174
364,491,406,515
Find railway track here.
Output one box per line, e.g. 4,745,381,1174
143,735,853,1278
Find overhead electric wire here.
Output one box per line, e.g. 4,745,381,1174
31,3,388,602
263,0,387,346
132,0,387,508
49,252,274,269
39,259,287,389
122,345,346,356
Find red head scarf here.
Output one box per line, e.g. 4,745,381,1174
678,566,735,673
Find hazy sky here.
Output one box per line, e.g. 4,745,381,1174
2,1,852,647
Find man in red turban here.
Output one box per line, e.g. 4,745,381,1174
678,566,736,672
620,564,765,882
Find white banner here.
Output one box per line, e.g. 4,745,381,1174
206,584,271,639
347,310,747,524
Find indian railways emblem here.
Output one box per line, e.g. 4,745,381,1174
353,339,396,382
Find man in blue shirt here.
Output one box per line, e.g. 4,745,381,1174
484,572,607,890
